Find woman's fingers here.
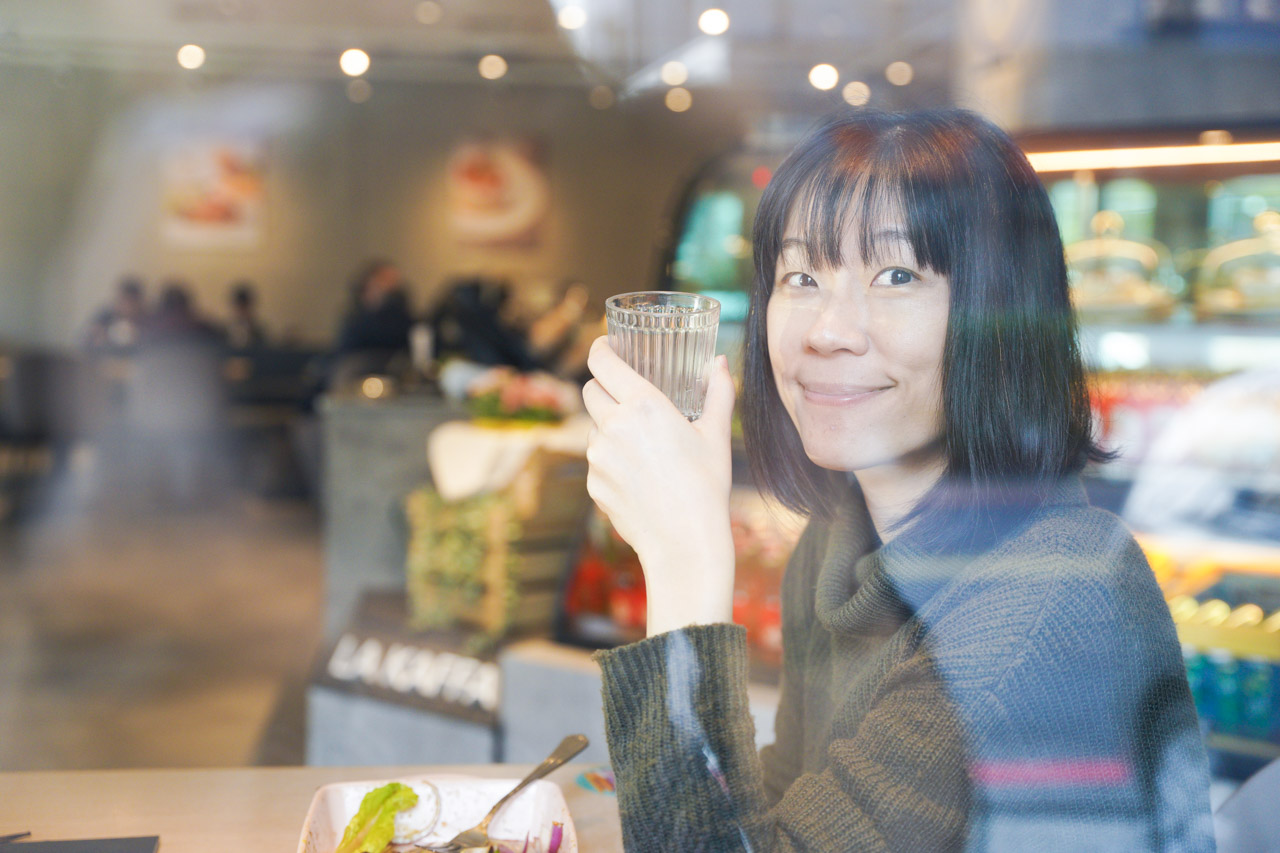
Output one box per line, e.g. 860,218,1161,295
581,378,617,424
586,336,657,405
696,355,736,438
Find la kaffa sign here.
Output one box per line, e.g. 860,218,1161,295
318,630,501,726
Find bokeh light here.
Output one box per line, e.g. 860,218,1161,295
346,78,372,103
665,87,693,112
885,60,913,86
414,1,443,25
809,63,839,91
557,5,588,30
842,80,871,106
339,48,370,77
176,44,205,70
698,8,730,35
478,54,508,80
661,61,689,86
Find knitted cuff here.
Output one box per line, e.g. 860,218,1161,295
594,622,749,702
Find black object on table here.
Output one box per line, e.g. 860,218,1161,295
1,839,158,852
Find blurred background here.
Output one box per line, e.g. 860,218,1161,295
2,0,1280,806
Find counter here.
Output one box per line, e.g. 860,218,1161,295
320,392,467,636
0,763,622,852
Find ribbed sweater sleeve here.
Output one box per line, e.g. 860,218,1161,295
595,622,970,852
597,624,768,851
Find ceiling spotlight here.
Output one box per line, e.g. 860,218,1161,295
885,61,913,86
661,61,689,86
698,8,730,35
808,63,839,91
842,81,871,106
176,44,206,70
665,87,693,112
347,78,372,103
415,1,443,25
478,54,508,80
1199,129,1233,146
589,85,615,109
340,48,370,77
558,5,588,30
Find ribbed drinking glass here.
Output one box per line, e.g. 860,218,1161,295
605,291,720,420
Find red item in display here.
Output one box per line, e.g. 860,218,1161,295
564,548,612,617
609,574,646,630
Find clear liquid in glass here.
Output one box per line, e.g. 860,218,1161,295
605,293,720,420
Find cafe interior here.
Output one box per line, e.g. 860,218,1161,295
3,0,1280,848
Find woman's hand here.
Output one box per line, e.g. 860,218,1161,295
582,336,736,636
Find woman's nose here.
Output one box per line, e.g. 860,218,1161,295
802,292,870,355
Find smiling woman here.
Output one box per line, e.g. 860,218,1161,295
744,110,1106,543
583,109,1216,852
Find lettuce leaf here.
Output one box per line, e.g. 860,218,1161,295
334,782,418,853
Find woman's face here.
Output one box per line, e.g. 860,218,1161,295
766,212,950,474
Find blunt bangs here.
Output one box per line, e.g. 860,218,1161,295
743,108,1108,531
756,126,956,283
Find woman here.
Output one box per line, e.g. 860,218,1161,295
582,109,1214,851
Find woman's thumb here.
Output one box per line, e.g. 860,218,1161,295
697,354,735,434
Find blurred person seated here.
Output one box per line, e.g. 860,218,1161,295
328,259,415,388
143,282,224,346
430,277,591,377
84,276,148,351
126,281,228,507
225,280,268,350
525,280,592,377
431,277,533,370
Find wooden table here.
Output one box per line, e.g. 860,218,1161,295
0,764,622,851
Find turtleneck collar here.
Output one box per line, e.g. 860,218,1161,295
814,476,1089,636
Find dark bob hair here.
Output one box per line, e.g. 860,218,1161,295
741,108,1108,543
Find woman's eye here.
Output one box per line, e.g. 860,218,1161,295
780,272,818,289
873,267,919,287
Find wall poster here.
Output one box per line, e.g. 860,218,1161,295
446,138,550,248
160,139,267,249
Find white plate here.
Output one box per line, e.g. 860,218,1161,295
297,774,577,853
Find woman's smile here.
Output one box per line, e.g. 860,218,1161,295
799,381,893,406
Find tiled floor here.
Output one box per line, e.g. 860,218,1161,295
0,474,322,770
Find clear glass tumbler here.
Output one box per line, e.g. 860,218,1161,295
605,291,720,420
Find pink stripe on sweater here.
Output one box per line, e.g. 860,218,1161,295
971,758,1133,787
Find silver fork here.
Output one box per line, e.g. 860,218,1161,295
418,734,589,852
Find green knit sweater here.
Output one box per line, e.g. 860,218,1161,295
596,478,1215,851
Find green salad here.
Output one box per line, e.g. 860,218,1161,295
333,783,418,853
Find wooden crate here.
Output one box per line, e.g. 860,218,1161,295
405,450,589,642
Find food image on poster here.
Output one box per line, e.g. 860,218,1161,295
160,139,266,248
447,139,550,247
